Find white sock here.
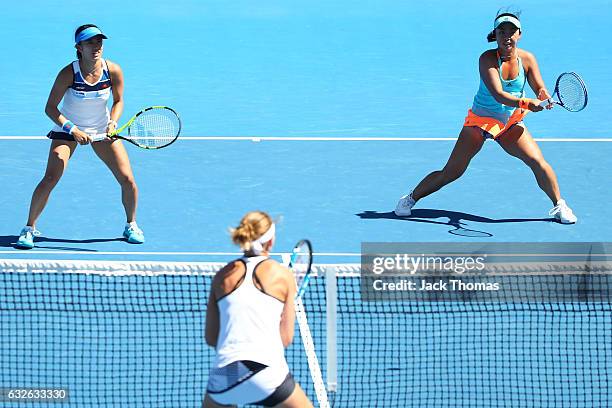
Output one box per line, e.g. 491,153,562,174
126,221,138,229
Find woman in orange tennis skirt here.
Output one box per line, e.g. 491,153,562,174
395,9,577,224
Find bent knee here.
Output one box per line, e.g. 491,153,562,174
523,155,548,170
41,172,63,187
117,174,137,188
49,150,71,168
441,165,467,183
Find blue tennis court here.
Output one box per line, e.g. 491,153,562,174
1,0,611,407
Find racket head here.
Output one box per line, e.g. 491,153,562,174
289,239,313,297
125,106,181,149
554,72,588,112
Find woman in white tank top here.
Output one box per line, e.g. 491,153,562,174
16,24,144,249
203,211,313,408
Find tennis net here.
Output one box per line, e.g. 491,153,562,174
0,257,611,407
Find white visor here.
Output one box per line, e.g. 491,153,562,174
494,15,521,30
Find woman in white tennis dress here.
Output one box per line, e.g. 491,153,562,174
16,24,144,249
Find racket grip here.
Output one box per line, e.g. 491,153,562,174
539,98,554,108
281,254,291,266
296,275,312,299
90,134,108,143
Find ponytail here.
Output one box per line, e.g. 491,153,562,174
230,211,274,253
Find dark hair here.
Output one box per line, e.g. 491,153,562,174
75,24,99,59
487,8,522,42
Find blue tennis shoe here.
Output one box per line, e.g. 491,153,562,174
16,226,41,249
123,223,145,244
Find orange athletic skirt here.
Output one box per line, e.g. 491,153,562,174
463,107,529,139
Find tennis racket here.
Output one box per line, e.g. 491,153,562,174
107,106,181,149
288,239,314,299
539,72,588,112
286,239,330,407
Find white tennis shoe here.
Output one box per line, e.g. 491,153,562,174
549,199,577,224
394,193,416,217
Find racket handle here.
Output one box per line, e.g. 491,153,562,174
281,254,291,266
539,98,555,108
296,276,311,299
90,134,108,142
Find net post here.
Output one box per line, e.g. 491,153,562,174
325,265,338,393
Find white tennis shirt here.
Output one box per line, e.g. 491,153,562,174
214,256,289,371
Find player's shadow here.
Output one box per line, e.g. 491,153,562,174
0,235,125,251
356,209,555,238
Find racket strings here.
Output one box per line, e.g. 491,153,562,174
129,109,181,147
291,242,313,286
292,250,311,276
557,74,587,112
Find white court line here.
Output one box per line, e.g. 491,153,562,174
0,250,361,256
1,250,604,257
1,136,612,142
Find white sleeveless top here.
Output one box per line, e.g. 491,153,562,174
52,60,112,139
214,256,288,370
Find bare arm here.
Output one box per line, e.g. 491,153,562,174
106,60,125,134
45,64,92,144
279,265,297,347
479,51,543,112
45,65,73,127
522,51,553,103
205,278,220,347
